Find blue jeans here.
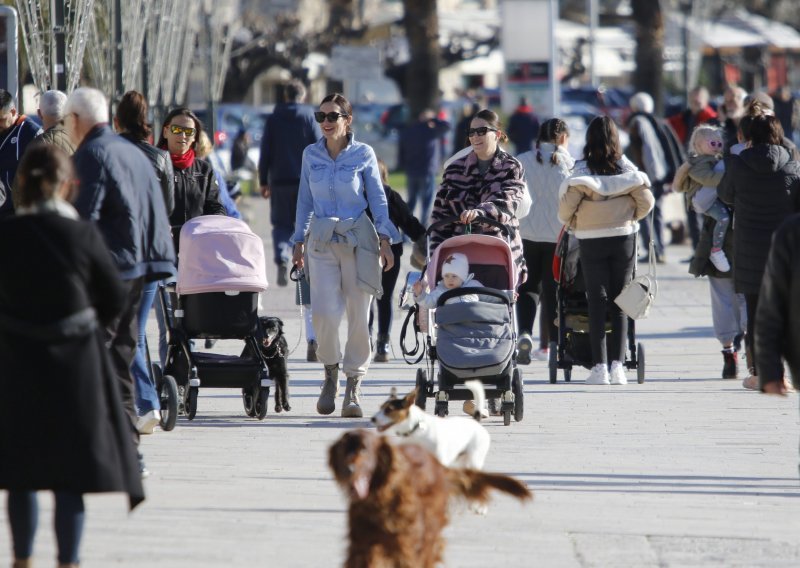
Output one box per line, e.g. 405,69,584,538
131,280,160,414
8,491,85,564
270,183,299,265
406,174,436,225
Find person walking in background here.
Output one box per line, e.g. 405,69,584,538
0,144,144,568
507,97,540,155
260,79,322,287
0,88,42,218
66,87,176,476
515,118,573,364
718,85,747,152
370,158,426,362
114,90,176,434
291,93,398,418
399,109,450,225
771,86,797,143
453,101,480,152
35,90,75,155
558,116,654,386
626,92,681,264
719,113,800,390
756,213,800,475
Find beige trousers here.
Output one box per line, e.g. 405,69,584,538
308,242,372,378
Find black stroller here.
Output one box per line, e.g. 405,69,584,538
155,215,274,421
549,229,645,383
411,217,524,426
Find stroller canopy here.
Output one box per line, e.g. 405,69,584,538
177,216,268,295
426,234,517,291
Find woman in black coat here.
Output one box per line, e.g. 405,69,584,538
719,114,800,386
0,144,144,567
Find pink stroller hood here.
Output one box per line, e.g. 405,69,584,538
426,234,517,290
177,216,268,295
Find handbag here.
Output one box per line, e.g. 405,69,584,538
614,211,658,320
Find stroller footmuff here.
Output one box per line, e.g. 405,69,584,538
158,215,273,421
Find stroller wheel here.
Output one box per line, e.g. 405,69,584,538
159,374,179,431
185,386,198,420
434,400,448,417
415,369,428,410
548,342,558,384
242,387,256,417
512,368,524,422
564,367,572,382
637,343,646,384
502,409,512,426
255,386,270,420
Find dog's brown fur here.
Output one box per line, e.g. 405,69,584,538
329,429,532,568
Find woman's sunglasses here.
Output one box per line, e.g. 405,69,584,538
169,124,196,137
467,126,497,137
314,111,349,124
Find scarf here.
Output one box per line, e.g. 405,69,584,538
169,147,195,170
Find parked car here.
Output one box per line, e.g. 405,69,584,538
562,86,632,126
193,103,272,173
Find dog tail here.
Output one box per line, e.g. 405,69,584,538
464,380,486,422
448,468,533,504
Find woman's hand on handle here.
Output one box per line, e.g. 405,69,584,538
379,239,394,272
460,209,482,225
292,243,305,270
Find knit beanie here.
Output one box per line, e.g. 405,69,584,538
441,252,470,282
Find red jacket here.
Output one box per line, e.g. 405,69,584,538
667,106,718,145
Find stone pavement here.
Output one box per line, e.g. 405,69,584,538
2,196,799,567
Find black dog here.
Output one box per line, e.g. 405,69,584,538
243,316,291,412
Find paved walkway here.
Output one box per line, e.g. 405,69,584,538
2,197,799,567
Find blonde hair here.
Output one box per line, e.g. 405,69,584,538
688,124,722,157
195,130,213,158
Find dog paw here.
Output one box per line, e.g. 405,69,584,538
469,503,489,516
274,404,283,413
282,403,291,412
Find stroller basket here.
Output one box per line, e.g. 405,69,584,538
182,291,259,338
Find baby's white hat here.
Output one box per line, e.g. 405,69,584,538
441,252,470,282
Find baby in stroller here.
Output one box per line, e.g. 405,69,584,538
412,253,484,309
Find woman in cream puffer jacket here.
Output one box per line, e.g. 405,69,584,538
558,116,654,386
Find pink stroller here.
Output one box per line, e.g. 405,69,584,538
414,216,524,426
157,215,273,421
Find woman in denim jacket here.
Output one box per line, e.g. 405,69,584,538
291,93,399,418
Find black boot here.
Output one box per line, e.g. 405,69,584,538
374,333,390,362
722,349,738,379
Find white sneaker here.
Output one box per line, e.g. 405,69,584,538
532,347,550,361
462,400,489,419
609,360,628,385
136,409,161,435
709,249,730,272
586,363,610,385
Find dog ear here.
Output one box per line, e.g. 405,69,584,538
370,437,394,493
276,317,284,331
404,389,417,408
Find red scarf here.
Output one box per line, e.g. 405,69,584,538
169,148,195,170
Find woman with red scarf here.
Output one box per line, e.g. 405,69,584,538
157,107,225,249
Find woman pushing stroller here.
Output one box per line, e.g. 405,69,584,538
558,116,654,385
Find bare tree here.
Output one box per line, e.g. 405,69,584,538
631,0,665,114
402,0,440,119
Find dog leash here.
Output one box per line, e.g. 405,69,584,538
285,265,307,358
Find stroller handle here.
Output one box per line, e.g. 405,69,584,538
426,215,510,238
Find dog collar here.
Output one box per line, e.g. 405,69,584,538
396,422,421,437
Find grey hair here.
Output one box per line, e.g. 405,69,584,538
39,90,68,119
629,92,654,114
64,87,109,125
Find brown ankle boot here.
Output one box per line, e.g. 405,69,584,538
13,559,32,568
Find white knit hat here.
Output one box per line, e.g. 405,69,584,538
441,252,470,282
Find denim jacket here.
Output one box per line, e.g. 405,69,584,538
292,134,400,244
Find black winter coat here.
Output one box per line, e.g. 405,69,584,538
169,157,226,227
718,144,800,294
73,125,176,282
120,132,175,215
756,213,800,389
0,212,144,508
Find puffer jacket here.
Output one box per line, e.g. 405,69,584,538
718,144,800,294
673,154,724,200
558,169,654,239
516,143,574,243
756,213,800,389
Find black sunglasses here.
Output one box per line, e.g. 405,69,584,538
314,111,349,124
467,126,497,137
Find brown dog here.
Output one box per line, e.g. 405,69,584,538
329,429,532,568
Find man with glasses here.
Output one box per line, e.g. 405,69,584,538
65,87,175,477
0,88,42,218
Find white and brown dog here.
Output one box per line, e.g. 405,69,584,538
371,380,491,470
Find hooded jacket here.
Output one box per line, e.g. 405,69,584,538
517,143,574,243
258,102,321,187
718,144,800,294
558,168,654,240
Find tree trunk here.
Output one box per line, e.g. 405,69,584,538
402,0,440,122
631,0,665,115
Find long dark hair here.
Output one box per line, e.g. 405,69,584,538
536,118,569,165
749,114,784,146
582,116,622,175
15,142,74,207
116,90,151,140
156,107,204,150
